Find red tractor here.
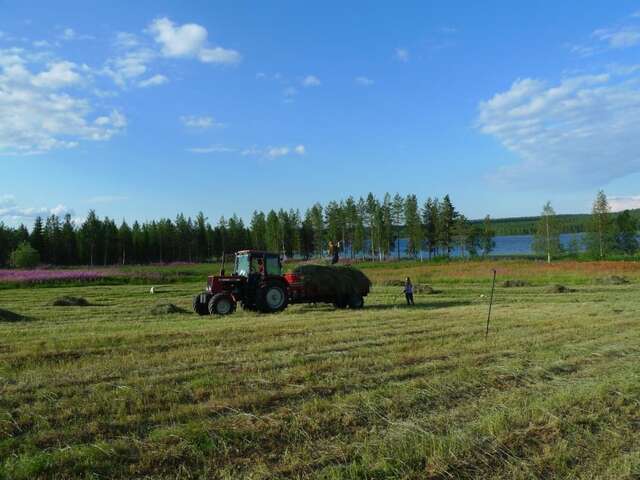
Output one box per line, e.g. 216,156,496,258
193,250,369,315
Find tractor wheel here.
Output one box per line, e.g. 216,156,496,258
348,294,364,309
258,283,288,313
193,295,208,316
208,294,236,315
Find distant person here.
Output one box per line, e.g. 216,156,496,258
329,240,340,264
404,277,414,305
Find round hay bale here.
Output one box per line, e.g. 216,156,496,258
150,303,187,315
52,296,90,306
502,279,530,288
544,284,575,294
594,275,630,285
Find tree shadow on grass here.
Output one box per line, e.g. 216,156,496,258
0,308,34,322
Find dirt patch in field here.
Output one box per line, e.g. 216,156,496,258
150,303,188,315
544,284,576,294
0,308,31,322
502,280,531,288
51,296,90,306
594,275,630,285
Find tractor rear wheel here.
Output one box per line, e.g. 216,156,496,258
348,294,364,309
193,295,208,315
208,294,236,315
258,282,288,313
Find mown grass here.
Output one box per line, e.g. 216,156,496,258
1,260,640,479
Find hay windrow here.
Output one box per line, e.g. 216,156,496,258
150,303,188,315
51,296,90,306
292,264,371,297
545,284,576,294
502,279,531,288
594,275,630,285
0,308,30,322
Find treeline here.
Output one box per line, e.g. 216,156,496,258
532,191,640,262
0,193,497,267
487,209,640,236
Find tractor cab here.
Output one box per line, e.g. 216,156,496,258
234,250,282,277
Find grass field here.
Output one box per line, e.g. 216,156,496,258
2,259,640,479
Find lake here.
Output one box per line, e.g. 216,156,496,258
354,233,588,258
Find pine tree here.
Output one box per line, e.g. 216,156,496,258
195,212,208,261
61,214,77,265
404,194,422,258
309,203,324,257
532,201,562,263
422,198,439,259
80,211,101,266
30,216,45,260
586,190,613,259
249,211,267,251
118,220,133,265
614,210,638,255
480,215,496,256
265,210,281,253
439,195,457,257
391,193,404,258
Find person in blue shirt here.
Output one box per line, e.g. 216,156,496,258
404,277,414,305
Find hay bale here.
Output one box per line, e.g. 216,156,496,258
595,275,630,285
0,308,30,322
150,303,187,315
544,284,575,294
52,296,89,306
292,264,371,297
502,279,530,288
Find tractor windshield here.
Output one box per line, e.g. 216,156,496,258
234,254,250,277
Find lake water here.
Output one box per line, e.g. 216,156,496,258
355,233,588,258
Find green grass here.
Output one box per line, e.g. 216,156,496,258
2,260,640,479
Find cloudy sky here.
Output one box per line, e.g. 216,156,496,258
2,0,640,227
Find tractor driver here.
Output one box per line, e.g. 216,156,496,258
251,256,265,275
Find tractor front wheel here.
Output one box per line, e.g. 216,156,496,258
258,283,288,313
208,294,236,315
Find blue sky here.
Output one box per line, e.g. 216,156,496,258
2,0,640,227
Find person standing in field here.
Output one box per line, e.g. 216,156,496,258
404,277,414,305
329,240,341,264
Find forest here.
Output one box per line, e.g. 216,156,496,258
0,193,496,266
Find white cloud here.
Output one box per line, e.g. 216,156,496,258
355,76,374,86
103,48,156,88
114,32,140,49
180,115,222,129
593,26,640,48
61,28,75,40
394,48,409,62
148,17,241,64
242,145,306,159
609,195,640,212
477,69,640,186
187,145,236,154
138,74,168,88
31,61,82,89
0,49,126,155
0,198,74,223
302,75,321,87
